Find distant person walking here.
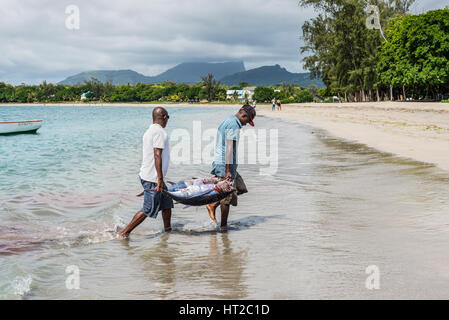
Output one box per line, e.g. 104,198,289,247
276,99,282,111
253,100,257,109
272,99,276,111
117,107,173,239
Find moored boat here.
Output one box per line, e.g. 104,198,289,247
0,120,43,135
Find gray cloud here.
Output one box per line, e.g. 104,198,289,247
0,0,315,84
411,0,448,13
0,0,446,84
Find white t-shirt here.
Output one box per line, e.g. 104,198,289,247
139,123,170,183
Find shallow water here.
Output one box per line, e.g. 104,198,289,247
1,105,449,299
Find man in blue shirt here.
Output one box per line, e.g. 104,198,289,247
207,105,256,228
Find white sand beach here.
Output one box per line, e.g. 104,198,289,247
258,102,449,171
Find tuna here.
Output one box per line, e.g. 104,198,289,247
164,177,234,206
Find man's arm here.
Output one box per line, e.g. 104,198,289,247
225,139,234,181
154,147,165,192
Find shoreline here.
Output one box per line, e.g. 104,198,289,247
0,102,242,108
3,101,449,171
258,102,449,171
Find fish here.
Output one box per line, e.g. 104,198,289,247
137,177,235,206
165,177,234,206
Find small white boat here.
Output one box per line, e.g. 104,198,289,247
0,120,43,135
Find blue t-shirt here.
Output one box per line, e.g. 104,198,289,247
210,115,242,178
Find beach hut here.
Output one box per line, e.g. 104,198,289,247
80,91,92,100
226,87,255,102
226,90,243,100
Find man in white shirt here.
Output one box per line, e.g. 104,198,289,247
117,107,173,239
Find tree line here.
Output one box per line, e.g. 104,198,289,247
0,74,319,104
0,78,221,103
299,0,449,102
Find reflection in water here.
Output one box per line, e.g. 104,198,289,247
134,231,247,299
138,234,177,299
206,232,247,299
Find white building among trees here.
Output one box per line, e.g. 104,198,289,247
226,87,255,101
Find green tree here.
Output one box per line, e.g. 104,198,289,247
0,82,16,102
299,0,415,101
254,87,275,102
110,84,137,102
201,73,221,101
232,90,239,101
377,9,449,100
216,88,227,101
295,90,315,103
307,84,319,96
83,78,105,100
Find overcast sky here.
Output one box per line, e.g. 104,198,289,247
0,0,447,85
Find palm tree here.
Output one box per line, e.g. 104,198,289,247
201,73,221,101
232,90,239,102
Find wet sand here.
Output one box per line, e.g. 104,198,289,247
258,102,449,171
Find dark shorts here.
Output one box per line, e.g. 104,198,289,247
140,178,174,218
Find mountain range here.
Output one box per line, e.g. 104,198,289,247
220,65,323,87
58,61,324,87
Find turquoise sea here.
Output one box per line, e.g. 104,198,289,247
1,105,449,299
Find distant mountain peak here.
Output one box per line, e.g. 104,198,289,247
150,61,245,83
57,61,322,87
58,61,245,85
219,65,324,87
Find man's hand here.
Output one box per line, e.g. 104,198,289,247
154,147,164,193
225,139,235,182
156,177,165,193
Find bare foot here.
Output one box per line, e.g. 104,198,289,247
116,232,129,239
206,204,217,223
